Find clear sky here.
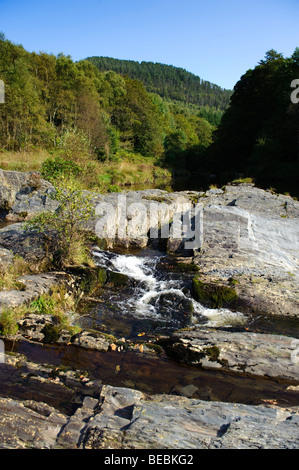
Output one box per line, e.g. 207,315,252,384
1,0,298,90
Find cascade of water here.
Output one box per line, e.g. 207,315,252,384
92,247,246,328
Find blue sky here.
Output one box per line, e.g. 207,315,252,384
1,0,298,90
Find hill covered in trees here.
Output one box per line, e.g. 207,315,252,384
86,56,232,112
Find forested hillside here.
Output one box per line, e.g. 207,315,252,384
86,56,232,111
0,35,214,161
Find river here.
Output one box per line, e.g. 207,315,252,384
1,203,299,410
77,246,299,340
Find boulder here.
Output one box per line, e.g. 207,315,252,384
0,169,57,217
0,223,49,265
192,184,299,317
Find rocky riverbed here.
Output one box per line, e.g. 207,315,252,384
0,169,299,449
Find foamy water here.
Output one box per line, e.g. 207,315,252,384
92,247,246,328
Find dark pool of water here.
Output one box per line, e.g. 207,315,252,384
4,339,299,408
0,211,15,230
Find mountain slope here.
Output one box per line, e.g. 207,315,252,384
85,56,232,111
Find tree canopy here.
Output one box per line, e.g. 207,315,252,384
206,49,299,194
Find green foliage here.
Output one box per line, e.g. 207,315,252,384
0,255,32,291
208,48,299,195
0,308,19,335
203,345,220,362
30,296,55,314
25,183,96,267
198,107,223,126
231,177,254,185
41,156,82,182
0,286,81,339
0,34,224,183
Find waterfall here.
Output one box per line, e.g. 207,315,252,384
92,247,246,329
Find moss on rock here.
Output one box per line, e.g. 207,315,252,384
192,278,238,308
107,270,129,287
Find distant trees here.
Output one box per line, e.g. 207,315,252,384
0,37,48,151
86,56,232,111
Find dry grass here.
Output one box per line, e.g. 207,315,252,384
0,149,172,192
0,284,81,336
0,256,32,291
0,150,50,172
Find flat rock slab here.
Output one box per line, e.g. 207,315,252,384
67,385,299,449
193,185,299,317
0,397,68,449
162,328,299,382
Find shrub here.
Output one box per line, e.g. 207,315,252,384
25,183,96,267
41,156,82,182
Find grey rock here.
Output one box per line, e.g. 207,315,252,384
0,273,61,313
205,188,224,195
1,354,299,449
17,314,56,341
0,246,14,270
162,328,299,382
0,169,56,215
0,223,48,264
0,397,67,449
71,330,112,352
79,385,299,449
192,185,299,317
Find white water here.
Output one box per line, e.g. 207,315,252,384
92,247,246,328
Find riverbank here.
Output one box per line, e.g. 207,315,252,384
0,169,299,448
